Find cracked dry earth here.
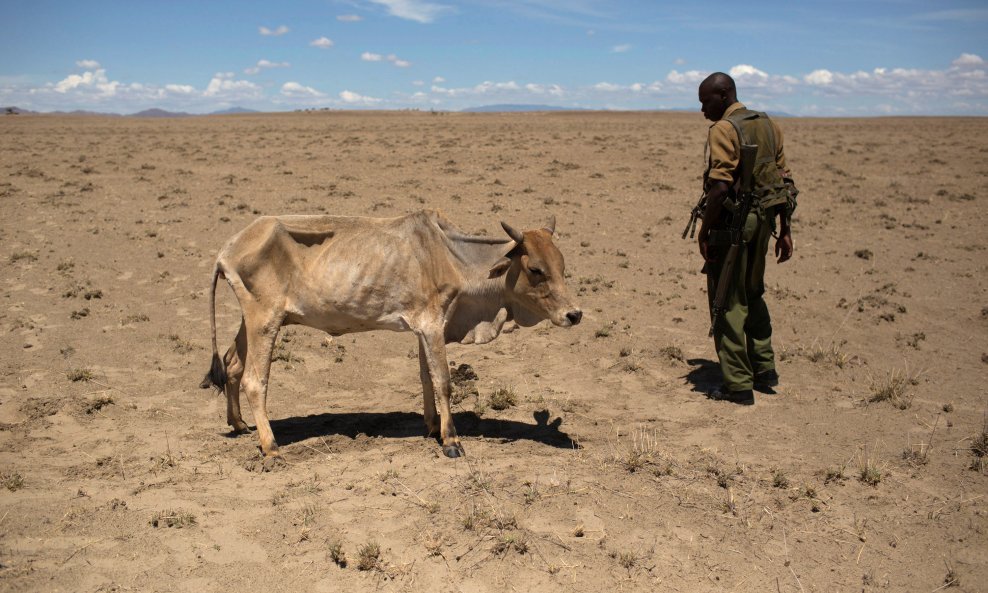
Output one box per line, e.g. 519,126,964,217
0,111,986,592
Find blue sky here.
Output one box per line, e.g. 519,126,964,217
1,0,986,115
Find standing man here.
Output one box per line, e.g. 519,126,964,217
695,72,798,405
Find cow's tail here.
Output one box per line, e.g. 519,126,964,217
200,263,228,391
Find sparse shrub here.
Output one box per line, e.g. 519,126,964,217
329,542,347,567
970,425,988,473
67,368,94,382
594,324,611,338
356,542,381,571
9,251,37,263
868,369,914,409
613,550,637,569
2,471,24,491
150,510,197,528
772,469,790,489
85,395,114,414
659,345,685,362
489,386,517,411
492,532,528,555
858,451,883,486
824,464,847,484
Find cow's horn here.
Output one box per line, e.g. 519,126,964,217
501,221,524,244
543,215,556,235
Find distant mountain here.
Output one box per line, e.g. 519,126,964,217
49,109,121,116
2,106,34,115
461,104,587,113
210,106,259,115
129,108,192,118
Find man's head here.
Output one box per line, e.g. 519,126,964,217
698,72,737,121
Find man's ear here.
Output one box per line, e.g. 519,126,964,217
488,257,511,279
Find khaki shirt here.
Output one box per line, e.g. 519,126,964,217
704,102,790,189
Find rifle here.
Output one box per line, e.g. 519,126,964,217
709,143,758,336
681,192,705,240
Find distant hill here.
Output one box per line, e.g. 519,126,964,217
210,106,259,115
129,108,192,118
461,104,587,113
2,106,34,115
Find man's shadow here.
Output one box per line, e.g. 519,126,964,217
683,358,721,394
262,408,578,450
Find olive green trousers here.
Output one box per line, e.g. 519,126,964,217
705,211,776,392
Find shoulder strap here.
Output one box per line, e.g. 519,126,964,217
726,110,777,164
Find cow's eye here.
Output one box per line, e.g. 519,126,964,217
528,267,544,277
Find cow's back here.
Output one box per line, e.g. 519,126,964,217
219,211,459,334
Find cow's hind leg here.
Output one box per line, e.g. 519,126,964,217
223,321,250,434
240,309,285,458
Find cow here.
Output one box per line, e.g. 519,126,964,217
200,210,582,459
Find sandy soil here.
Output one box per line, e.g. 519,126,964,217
0,111,986,592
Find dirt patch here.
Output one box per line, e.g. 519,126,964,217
0,112,984,592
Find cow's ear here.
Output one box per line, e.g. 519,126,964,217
488,257,512,278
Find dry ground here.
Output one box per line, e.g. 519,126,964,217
0,111,986,592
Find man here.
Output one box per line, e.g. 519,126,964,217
695,72,797,405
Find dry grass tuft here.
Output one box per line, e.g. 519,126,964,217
356,541,381,571
489,385,517,411
329,541,347,567
67,368,95,382
868,368,917,409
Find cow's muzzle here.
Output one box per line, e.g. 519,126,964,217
561,309,582,327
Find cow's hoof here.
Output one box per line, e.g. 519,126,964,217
229,422,251,435
261,455,286,472
442,444,464,458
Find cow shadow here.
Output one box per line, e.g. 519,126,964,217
683,358,721,395
264,408,579,450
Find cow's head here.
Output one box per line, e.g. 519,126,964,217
488,216,583,328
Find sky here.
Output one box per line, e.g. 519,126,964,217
1,0,986,115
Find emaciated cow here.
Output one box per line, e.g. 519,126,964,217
201,210,581,459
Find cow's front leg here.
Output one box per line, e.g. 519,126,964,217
418,344,440,438
417,331,462,458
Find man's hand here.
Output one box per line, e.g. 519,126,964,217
775,229,793,263
698,227,714,262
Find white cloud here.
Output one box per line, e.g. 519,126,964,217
244,60,290,75
952,53,985,67
730,64,768,79
593,82,621,92
362,52,412,67
259,25,290,36
76,59,100,69
666,69,706,85
310,37,334,49
204,73,261,97
674,58,686,66
412,80,425,86
165,84,196,95
339,90,382,104
431,80,521,98
804,69,834,86
433,76,445,83
338,14,363,22
54,69,119,96
281,82,324,97
611,44,631,54
368,0,453,23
